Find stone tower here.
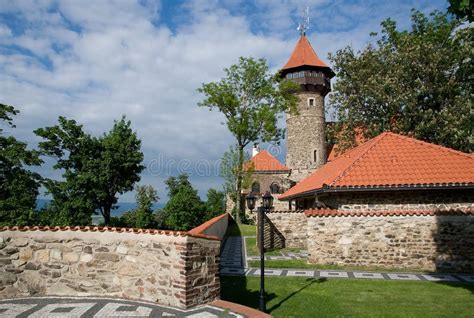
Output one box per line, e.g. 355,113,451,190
280,35,335,182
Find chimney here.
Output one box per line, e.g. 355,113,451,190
252,144,260,157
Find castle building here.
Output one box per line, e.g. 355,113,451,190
239,32,474,272
241,34,335,213
280,35,335,182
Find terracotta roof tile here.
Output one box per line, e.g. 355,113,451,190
0,225,220,241
282,35,329,70
245,150,289,172
188,213,228,240
304,208,474,218
280,132,474,199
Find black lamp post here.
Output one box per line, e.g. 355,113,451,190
247,191,273,313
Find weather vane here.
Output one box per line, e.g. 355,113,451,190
297,6,310,36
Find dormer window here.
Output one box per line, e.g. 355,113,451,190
308,98,315,107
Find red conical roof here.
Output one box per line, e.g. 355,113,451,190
282,35,329,70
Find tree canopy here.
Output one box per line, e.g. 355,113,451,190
328,10,473,153
198,57,299,221
0,104,42,226
448,0,473,21
35,116,144,225
219,144,253,217
162,174,205,231
205,188,225,220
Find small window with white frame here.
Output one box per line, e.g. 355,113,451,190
308,98,315,107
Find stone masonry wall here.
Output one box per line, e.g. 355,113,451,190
0,228,220,309
262,211,307,249
286,92,326,182
321,189,474,211
307,214,474,271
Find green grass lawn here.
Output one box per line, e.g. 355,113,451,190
221,276,474,317
245,237,303,257
247,259,434,273
226,223,256,237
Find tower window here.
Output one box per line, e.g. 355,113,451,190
308,98,315,107
313,150,318,162
251,182,260,193
270,183,280,194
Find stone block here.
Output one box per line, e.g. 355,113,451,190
12,259,26,267
11,238,29,247
19,248,33,262
95,252,120,262
63,252,80,263
2,247,19,255
116,246,128,254
50,249,62,261
24,262,41,270
0,271,18,286
80,253,93,263
19,271,45,295
35,250,50,263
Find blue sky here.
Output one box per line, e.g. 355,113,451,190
0,0,448,202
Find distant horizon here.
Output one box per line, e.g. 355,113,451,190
36,199,165,217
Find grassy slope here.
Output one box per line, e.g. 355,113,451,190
221,276,474,318
226,223,256,237
246,237,303,257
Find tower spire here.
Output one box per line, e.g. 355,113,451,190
297,6,310,36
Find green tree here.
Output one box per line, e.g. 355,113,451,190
448,0,473,21
328,10,473,153
205,188,225,220
163,174,205,231
220,144,254,216
134,185,158,228
198,57,298,222
0,104,42,226
35,116,144,225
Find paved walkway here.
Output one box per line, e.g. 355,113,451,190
0,297,261,317
220,236,474,283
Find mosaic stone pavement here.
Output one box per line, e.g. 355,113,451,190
219,236,474,283
0,297,245,318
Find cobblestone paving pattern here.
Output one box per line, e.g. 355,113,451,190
0,297,244,318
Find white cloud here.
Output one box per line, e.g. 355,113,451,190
0,0,447,201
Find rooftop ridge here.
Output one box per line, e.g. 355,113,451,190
387,132,474,160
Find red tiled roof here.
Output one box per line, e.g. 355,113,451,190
327,127,368,161
304,208,474,218
280,132,474,200
245,150,289,172
188,213,228,240
282,35,329,70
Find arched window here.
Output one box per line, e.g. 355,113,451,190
251,182,260,193
270,183,280,194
